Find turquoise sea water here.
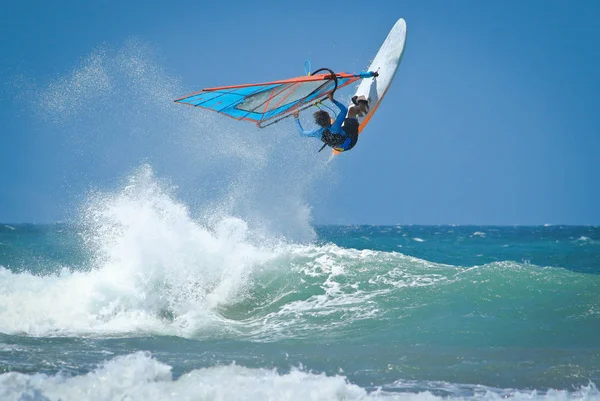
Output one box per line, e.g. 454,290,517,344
1,222,598,400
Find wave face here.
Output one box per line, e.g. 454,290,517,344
2,172,598,345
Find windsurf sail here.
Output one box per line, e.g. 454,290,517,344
174,69,376,128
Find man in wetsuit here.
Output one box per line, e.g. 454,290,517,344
293,93,369,153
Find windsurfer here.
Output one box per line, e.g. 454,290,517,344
293,93,369,152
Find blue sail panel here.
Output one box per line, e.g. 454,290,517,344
175,72,368,127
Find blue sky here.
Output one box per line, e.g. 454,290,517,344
1,0,599,225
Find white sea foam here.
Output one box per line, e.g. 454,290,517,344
0,352,372,401
1,352,598,401
0,166,282,337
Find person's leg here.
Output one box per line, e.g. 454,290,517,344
347,105,360,118
350,95,369,117
348,104,368,118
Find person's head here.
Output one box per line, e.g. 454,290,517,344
313,110,331,128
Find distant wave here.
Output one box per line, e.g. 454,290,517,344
0,225,16,233
575,236,599,245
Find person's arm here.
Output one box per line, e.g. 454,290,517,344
330,99,348,133
294,111,321,138
328,94,348,133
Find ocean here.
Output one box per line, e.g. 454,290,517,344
1,221,598,400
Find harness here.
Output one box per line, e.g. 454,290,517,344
318,128,347,152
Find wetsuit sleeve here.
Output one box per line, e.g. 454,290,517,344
296,118,321,138
330,99,348,133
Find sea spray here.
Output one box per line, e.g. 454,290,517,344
18,39,338,241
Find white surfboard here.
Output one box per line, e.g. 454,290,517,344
340,18,407,148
